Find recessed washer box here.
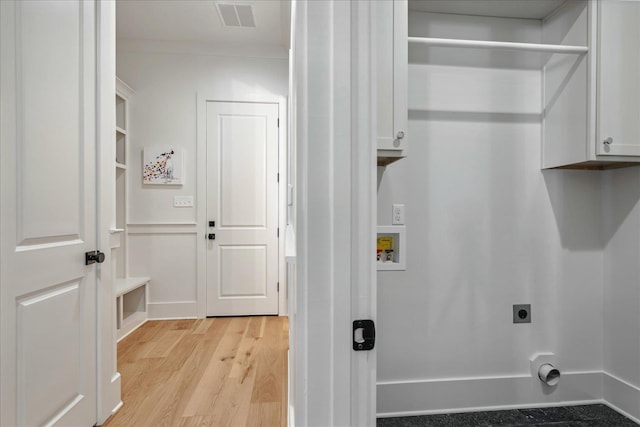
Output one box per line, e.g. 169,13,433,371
377,225,406,271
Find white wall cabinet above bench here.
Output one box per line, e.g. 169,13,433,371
543,0,640,169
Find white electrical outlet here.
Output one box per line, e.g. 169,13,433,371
392,204,405,225
173,196,194,207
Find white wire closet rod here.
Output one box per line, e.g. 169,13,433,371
409,37,588,54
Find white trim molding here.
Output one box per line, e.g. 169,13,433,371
127,223,197,235
148,301,198,320
291,0,377,425
603,372,640,424
117,39,288,60
377,372,604,417
96,1,121,424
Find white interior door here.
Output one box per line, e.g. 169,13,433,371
206,101,279,316
1,1,98,425
596,0,640,156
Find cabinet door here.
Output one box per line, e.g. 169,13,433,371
597,0,640,156
377,0,407,154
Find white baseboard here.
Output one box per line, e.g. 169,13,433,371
97,373,122,426
111,400,124,416
377,371,603,417
148,301,197,319
603,372,640,423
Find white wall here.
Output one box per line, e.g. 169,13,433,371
116,41,288,318
603,168,640,420
377,12,605,416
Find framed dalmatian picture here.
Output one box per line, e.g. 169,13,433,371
143,146,184,185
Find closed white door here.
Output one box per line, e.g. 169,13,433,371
206,101,279,316
597,0,640,156
1,1,98,426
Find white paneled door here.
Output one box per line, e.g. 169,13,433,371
596,0,640,156
206,102,279,316
1,1,98,426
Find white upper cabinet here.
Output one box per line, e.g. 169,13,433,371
596,0,640,158
376,0,408,166
543,0,640,169
380,0,640,169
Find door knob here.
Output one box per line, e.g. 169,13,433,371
85,250,105,265
209,221,215,227
603,137,613,145
208,234,216,240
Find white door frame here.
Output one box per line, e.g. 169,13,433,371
196,95,288,318
291,0,377,425
96,0,123,424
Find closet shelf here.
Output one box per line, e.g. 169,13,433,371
408,37,588,54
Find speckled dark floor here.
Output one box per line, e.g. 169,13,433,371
377,404,639,426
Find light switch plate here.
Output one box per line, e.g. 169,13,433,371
174,196,194,207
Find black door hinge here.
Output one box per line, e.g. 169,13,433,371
277,282,280,292
277,227,279,237
277,118,280,128
353,320,375,351
277,173,279,182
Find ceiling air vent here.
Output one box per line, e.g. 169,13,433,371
216,3,256,28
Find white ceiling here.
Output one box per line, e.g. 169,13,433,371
116,0,290,49
409,0,567,20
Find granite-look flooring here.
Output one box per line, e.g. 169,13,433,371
377,404,639,426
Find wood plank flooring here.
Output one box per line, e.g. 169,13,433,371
103,317,288,427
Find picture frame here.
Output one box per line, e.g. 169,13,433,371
143,146,184,185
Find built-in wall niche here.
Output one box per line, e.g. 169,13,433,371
114,77,149,341
377,225,406,271
115,93,126,132
116,130,126,165
115,168,126,230
116,277,149,341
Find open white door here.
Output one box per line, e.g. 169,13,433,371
1,1,98,425
206,101,280,316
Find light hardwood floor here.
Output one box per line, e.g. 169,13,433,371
103,317,288,427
